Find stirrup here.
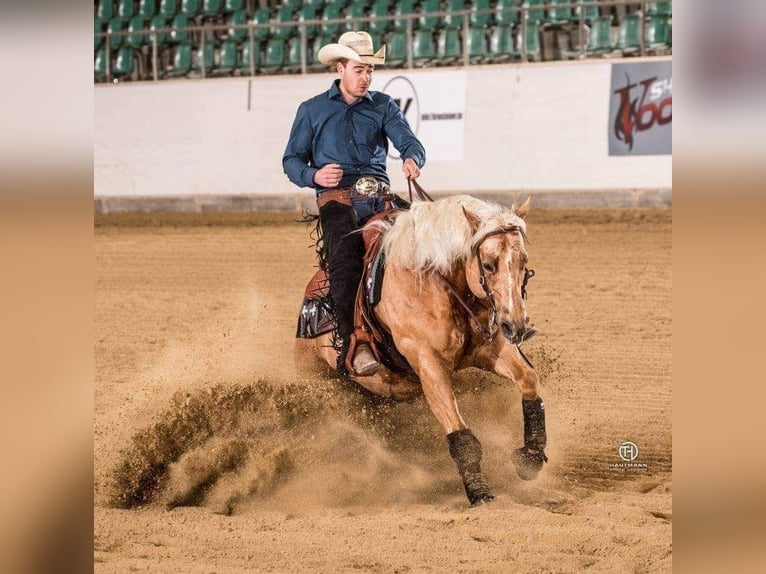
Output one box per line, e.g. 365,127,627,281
352,343,379,376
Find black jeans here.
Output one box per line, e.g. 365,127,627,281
318,200,366,344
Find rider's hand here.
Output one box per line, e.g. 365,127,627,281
402,157,420,180
313,163,344,188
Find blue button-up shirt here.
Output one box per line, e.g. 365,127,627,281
283,80,426,192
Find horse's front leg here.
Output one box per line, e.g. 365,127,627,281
414,351,495,506
474,342,548,481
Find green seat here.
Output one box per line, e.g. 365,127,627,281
386,31,407,65
299,5,319,39
281,0,304,9
217,39,238,73
525,0,544,24
224,0,243,13
467,26,488,61
168,43,192,76
107,18,125,49
96,0,113,20
586,15,613,53
286,36,304,70
578,0,600,22
393,0,416,32
94,47,108,80
240,40,260,73
117,0,136,19
149,15,170,45
159,0,178,18
419,0,441,31
180,0,200,17
94,17,104,50
273,4,296,39
489,24,514,61
494,0,520,27
228,10,248,41
546,0,574,24
412,29,435,63
321,4,343,35
442,0,465,30
194,42,214,73
311,32,333,68
263,38,285,71
252,8,270,42
470,0,491,28
617,12,641,54
126,16,148,49
114,46,134,76
138,0,157,18
437,27,461,63
202,0,223,17
345,2,366,32
646,15,671,50
647,2,672,17
522,21,541,59
170,14,190,43
369,0,392,34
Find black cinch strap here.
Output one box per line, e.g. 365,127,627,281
408,178,433,203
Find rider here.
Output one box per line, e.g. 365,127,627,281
283,31,426,377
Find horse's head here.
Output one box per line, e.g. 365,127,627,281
463,198,533,345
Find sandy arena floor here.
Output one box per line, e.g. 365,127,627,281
94,208,671,572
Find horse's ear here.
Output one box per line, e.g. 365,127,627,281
462,206,481,233
515,196,532,220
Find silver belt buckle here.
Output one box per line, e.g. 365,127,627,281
354,176,379,196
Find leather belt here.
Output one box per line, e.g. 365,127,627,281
317,177,391,208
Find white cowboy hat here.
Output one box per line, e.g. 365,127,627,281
317,31,386,66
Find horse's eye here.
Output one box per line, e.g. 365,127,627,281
482,262,495,274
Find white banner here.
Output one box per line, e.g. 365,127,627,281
372,70,466,162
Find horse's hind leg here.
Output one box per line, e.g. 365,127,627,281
483,343,548,480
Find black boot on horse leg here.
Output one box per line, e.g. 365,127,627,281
512,397,548,480
447,429,495,506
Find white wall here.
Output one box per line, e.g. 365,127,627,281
94,57,671,197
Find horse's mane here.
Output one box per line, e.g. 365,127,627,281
376,195,527,274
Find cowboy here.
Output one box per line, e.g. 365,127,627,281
283,31,426,377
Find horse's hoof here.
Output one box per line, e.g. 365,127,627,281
512,447,547,481
469,492,496,507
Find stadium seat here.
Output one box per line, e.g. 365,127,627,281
298,5,319,39
273,4,296,39
194,42,215,73
167,44,192,76
117,0,136,20
94,47,108,80
149,15,170,46
217,39,238,74
647,2,672,17
442,0,465,30
252,8,270,42
312,32,334,65
263,38,286,71
616,12,641,54
646,15,671,51
240,39,260,73
386,31,407,66
107,17,126,49
525,0,545,24
96,0,113,21
282,0,304,10
470,0,492,28
513,22,541,61
159,0,178,18
126,16,148,48
578,0,600,22
546,0,575,24
489,24,515,61
223,0,244,14
180,0,200,18
305,0,327,8
202,0,223,17
114,46,135,77
437,27,461,63
345,1,367,32
170,14,190,43
321,3,343,36
228,10,248,41
138,0,158,18
586,15,613,54
94,17,104,50
412,29,435,64
285,36,302,71
393,0,416,32
494,0,520,28
418,0,441,31
466,26,488,62
369,0,392,34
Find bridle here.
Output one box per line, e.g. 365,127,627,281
438,225,534,342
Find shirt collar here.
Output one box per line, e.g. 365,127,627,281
328,79,373,104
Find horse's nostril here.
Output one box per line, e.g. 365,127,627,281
500,322,515,340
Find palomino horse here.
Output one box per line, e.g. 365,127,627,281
298,194,547,506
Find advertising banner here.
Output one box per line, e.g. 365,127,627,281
609,61,672,156
372,70,466,161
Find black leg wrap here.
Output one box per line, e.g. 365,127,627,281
512,397,548,481
446,429,495,507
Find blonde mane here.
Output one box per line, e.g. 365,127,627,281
377,195,527,274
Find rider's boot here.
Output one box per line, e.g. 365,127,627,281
352,342,379,376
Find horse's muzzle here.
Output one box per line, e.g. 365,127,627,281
500,321,526,344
